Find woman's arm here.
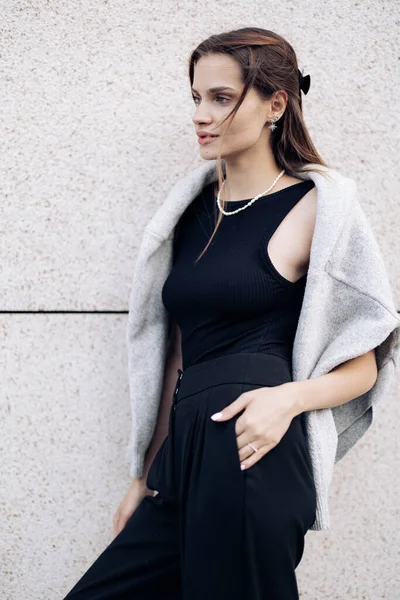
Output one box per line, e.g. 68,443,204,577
289,349,378,415
139,319,183,483
113,322,182,535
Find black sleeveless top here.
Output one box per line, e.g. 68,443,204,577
161,179,315,370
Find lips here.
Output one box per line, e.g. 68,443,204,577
198,135,218,145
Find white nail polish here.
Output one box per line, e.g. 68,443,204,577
211,412,222,421
241,464,246,470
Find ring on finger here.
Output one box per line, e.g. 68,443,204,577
247,442,258,453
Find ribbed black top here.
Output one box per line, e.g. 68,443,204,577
161,178,315,370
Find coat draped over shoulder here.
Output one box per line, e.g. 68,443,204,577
125,159,400,531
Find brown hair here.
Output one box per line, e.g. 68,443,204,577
188,27,331,262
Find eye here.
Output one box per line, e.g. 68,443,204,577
192,95,230,105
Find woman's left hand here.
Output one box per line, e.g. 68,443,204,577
210,381,301,470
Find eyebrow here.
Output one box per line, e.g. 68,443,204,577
191,86,236,94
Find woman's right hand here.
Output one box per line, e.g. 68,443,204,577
112,477,155,539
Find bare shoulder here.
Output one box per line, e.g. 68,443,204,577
271,183,317,238
298,185,317,228
291,185,318,272
268,184,318,280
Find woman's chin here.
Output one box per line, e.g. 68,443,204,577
199,146,223,159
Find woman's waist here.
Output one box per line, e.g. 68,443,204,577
174,351,292,403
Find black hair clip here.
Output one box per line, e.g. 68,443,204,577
298,69,311,95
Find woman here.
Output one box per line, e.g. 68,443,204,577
63,27,399,600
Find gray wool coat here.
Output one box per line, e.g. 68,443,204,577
124,159,400,531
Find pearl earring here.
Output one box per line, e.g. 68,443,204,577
268,115,280,131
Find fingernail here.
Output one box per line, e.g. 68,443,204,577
211,412,222,421
240,464,246,470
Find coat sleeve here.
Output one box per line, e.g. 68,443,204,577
124,228,173,478
323,194,400,461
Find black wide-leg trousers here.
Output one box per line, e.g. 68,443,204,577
63,352,317,600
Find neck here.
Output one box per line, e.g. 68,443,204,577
221,146,285,202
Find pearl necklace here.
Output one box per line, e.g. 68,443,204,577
216,169,286,216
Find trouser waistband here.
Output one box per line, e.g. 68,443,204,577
173,352,292,403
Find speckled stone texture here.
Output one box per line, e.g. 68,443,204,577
1,0,399,598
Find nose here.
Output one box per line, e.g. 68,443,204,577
192,106,213,127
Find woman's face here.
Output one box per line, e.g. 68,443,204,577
191,53,276,159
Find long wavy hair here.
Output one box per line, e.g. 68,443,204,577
188,27,331,262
